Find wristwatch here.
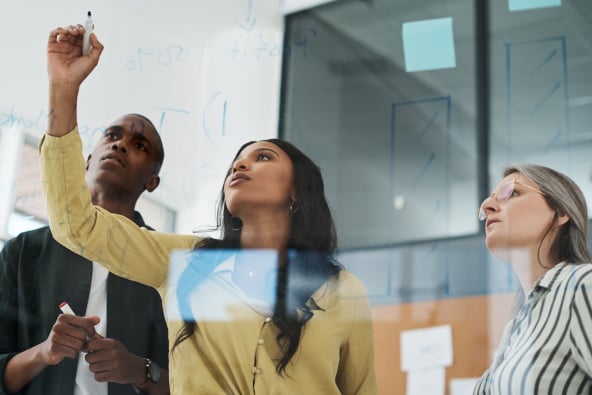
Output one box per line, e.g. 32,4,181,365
145,358,161,384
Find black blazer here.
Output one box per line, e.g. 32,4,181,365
0,213,168,395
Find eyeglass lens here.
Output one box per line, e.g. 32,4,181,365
496,181,515,202
478,180,516,221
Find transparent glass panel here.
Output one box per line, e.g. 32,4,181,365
281,0,479,248
489,0,592,213
282,0,592,394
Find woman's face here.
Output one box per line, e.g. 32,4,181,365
224,141,295,218
480,172,556,252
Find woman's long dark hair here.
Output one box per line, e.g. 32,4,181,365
172,139,342,374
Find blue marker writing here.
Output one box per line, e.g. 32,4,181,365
82,11,93,56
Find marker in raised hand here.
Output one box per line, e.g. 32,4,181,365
59,301,76,315
82,11,93,55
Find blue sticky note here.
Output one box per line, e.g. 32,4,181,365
509,0,561,12
402,17,456,73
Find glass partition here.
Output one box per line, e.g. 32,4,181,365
281,0,592,393
281,0,480,248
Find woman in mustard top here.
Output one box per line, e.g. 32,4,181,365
42,24,377,394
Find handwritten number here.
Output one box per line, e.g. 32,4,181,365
127,46,187,71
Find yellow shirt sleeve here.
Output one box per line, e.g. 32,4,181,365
335,271,377,394
39,127,199,289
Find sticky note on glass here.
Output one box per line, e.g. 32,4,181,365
509,0,561,12
402,17,456,72
407,368,445,395
449,378,479,395
400,325,453,371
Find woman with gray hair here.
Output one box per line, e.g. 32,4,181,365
474,164,592,394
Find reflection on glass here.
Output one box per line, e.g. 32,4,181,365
168,249,345,323
167,249,279,322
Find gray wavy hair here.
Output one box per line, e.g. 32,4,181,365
503,164,591,266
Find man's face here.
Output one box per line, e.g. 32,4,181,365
86,114,162,196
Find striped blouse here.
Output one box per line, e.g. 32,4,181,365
474,262,592,394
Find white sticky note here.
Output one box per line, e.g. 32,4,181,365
509,0,561,12
402,17,456,72
450,378,480,395
400,325,453,371
407,368,445,395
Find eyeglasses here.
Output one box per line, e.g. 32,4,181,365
478,179,545,221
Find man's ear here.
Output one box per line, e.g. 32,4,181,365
85,154,92,171
145,175,160,193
